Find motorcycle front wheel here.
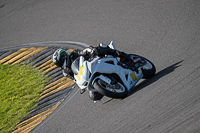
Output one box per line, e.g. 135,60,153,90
93,78,128,99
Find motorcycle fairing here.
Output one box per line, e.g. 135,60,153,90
73,55,143,91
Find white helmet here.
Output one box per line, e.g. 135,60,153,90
52,49,69,67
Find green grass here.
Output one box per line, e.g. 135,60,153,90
0,64,49,133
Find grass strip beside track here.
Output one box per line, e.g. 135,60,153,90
0,64,49,133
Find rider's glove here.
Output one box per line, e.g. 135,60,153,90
91,47,98,56
80,46,98,56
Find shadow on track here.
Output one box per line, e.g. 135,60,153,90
127,60,183,97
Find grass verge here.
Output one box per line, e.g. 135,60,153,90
0,64,49,132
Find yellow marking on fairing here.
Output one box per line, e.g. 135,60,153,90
130,72,137,82
76,65,84,81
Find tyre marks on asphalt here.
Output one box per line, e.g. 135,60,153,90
0,46,75,133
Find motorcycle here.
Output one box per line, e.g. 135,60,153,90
71,41,156,101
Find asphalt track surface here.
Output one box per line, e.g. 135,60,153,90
1,0,200,133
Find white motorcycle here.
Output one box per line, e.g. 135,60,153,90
71,41,156,101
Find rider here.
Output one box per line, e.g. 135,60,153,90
52,42,137,101
52,43,133,80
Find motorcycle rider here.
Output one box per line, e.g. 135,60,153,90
52,42,135,100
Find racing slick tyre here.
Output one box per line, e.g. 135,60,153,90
129,54,156,79
93,78,128,99
141,58,156,79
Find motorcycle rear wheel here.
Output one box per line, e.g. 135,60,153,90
93,78,128,99
129,54,156,79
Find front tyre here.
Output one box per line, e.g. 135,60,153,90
93,79,128,99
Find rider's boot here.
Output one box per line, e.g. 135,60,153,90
89,91,104,101
80,89,86,94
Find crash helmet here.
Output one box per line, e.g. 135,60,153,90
52,49,69,67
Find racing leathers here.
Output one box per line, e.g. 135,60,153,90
61,46,131,80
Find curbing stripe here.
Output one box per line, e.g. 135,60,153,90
12,103,61,133
13,106,51,132
42,65,57,73
0,51,7,56
0,42,88,133
38,80,74,101
25,101,59,119
45,75,64,86
4,47,38,64
0,48,29,64
36,85,73,107
40,78,72,96
48,70,63,79
17,90,72,125
48,71,63,80
19,47,54,64
0,49,19,60
33,56,52,68
28,95,66,115
27,47,58,65
37,59,52,69
39,61,55,71
45,67,60,77
43,76,67,90
12,47,48,65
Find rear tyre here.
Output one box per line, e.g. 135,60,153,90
93,78,128,99
141,58,156,79
129,54,156,79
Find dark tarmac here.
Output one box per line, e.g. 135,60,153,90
1,0,200,133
